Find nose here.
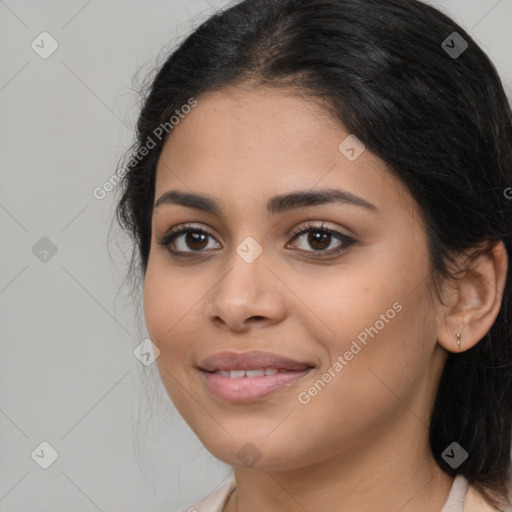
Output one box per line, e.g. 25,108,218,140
204,254,287,333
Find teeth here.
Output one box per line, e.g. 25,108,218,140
214,368,280,378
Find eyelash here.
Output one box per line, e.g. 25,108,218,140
156,221,356,259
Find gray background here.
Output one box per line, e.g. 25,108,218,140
1,1,511,511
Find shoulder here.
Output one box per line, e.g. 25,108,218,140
175,474,511,512
465,483,512,512
177,476,236,512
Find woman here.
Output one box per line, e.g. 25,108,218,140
115,0,512,510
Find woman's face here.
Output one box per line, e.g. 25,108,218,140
143,86,448,471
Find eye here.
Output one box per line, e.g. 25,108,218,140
157,221,356,258
286,221,355,257
157,223,221,256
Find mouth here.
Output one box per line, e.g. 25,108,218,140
208,368,287,378
197,350,316,403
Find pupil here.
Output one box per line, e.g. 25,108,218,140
309,231,330,250
187,232,208,250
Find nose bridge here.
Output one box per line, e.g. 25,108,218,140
205,240,285,329
216,240,268,303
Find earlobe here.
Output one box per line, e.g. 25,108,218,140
436,241,508,354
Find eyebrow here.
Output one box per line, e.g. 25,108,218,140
153,188,377,215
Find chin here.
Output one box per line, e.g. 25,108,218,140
198,434,310,472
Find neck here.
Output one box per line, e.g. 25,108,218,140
225,413,454,512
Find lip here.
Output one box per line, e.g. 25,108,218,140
198,350,314,372
197,350,315,403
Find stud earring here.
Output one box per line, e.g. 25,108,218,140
456,332,461,349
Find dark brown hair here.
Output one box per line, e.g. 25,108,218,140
115,0,512,507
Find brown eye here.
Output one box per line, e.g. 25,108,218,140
306,231,332,251
182,231,209,251
157,224,221,255
287,222,356,257
157,221,355,259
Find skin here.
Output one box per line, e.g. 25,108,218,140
143,85,508,512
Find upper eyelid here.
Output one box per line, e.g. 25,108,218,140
159,221,354,247
161,220,350,238
160,227,354,262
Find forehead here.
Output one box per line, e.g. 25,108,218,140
157,85,339,168
154,86,415,219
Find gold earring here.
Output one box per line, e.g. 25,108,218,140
456,332,461,349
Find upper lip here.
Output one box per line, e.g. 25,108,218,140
198,350,315,372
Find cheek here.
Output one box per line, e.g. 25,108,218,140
143,262,169,343
143,258,220,394
295,261,402,352
143,260,194,364
142,264,194,407
143,255,197,339
285,299,432,466
297,249,434,398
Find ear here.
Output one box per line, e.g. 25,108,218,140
436,241,508,353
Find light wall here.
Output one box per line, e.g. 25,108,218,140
0,1,510,510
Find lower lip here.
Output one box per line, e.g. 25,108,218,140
199,369,313,403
